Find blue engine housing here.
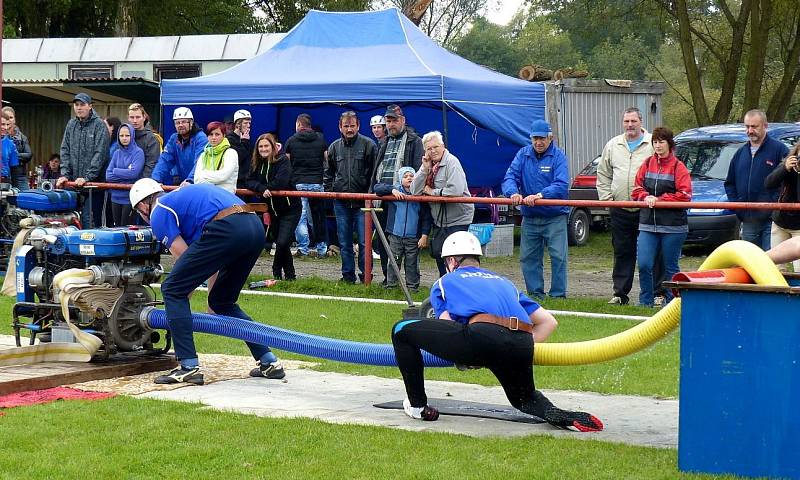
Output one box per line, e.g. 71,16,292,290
64,227,162,257
15,189,78,212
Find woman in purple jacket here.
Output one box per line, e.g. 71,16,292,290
105,123,145,226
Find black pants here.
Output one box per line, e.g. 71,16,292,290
79,189,108,229
161,213,271,362
432,224,471,276
392,319,555,418
269,209,301,280
308,197,327,247
110,202,134,227
609,208,664,302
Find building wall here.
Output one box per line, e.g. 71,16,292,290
4,60,241,82
547,80,664,178
14,102,159,174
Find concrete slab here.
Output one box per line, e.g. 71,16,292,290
138,367,678,449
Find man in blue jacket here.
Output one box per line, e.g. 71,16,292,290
724,109,789,250
502,119,570,298
150,107,208,186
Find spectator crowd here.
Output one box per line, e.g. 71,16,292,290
2,94,798,306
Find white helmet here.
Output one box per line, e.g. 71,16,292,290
441,231,483,258
234,109,252,122
172,107,194,121
370,115,386,126
130,178,164,208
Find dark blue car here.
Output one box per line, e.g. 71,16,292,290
675,123,800,246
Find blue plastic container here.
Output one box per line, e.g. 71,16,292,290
16,189,77,212
678,285,800,479
468,223,495,246
64,227,161,257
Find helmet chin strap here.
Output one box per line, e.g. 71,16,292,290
445,256,464,273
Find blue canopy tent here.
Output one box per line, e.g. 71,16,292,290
160,8,546,187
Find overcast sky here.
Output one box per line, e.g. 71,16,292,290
485,0,526,25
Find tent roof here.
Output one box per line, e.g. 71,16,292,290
161,8,545,146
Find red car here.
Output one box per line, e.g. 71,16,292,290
568,156,609,246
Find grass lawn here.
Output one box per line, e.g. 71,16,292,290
0,271,728,479
0,396,743,480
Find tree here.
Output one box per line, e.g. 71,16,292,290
255,0,371,32
391,0,488,46
452,17,522,75
3,0,265,37
510,14,583,74
653,0,800,123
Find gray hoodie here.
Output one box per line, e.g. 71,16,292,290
134,126,161,178
59,108,109,181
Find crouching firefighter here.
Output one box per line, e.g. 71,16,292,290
129,178,286,385
391,231,604,431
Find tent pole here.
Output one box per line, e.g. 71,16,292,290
441,102,448,146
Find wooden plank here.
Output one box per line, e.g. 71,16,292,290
0,355,177,396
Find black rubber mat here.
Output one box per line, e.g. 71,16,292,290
374,398,545,424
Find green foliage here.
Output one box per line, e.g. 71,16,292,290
256,0,372,32
587,35,650,80
2,0,265,37
451,18,521,75
135,1,265,35
514,15,584,72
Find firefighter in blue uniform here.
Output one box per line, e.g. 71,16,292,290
129,178,286,385
391,231,603,431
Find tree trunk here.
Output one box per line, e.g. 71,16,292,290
115,0,139,37
675,0,711,125
766,12,800,121
711,0,752,123
741,0,772,116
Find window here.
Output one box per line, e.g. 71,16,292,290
154,64,201,81
69,65,113,80
676,141,743,181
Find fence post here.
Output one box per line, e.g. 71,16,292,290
363,199,373,286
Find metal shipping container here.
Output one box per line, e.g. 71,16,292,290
545,79,665,179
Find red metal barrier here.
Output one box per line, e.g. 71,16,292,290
62,181,799,287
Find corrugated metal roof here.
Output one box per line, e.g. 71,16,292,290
4,77,159,86
2,33,285,63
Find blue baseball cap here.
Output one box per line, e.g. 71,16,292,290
530,119,552,138
73,92,92,104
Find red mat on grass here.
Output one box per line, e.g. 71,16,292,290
0,386,116,410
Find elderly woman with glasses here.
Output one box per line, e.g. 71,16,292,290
410,131,474,276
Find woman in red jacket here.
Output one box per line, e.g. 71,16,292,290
631,127,692,307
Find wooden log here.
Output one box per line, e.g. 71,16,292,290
554,68,590,81
518,65,536,81
531,66,553,81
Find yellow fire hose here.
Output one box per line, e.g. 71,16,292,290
533,240,788,365
0,269,120,366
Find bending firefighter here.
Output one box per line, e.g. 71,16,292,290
129,178,286,385
391,231,604,431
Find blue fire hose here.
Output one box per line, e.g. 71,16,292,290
145,308,452,367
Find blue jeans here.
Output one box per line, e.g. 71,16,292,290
294,183,327,255
333,200,366,282
741,219,772,251
637,230,687,306
520,215,568,298
161,213,272,366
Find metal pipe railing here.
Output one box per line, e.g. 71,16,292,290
61,181,800,290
